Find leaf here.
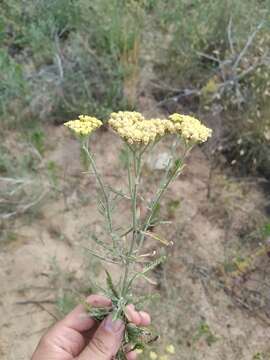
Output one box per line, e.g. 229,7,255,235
134,294,160,309
108,186,130,200
140,231,170,246
141,255,166,275
84,247,119,264
149,202,161,225
88,280,107,296
91,233,105,245
173,158,183,170
126,323,144,343
86,306,111,321
140,274,158,285
169,158,184,179
128,256,166,287
105,269,119,299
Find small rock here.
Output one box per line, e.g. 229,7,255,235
148,152,172,170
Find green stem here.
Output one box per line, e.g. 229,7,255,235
121,147,142,296
138,167,179,251
138,140,189,251
127,144,133,196
83,144,113,234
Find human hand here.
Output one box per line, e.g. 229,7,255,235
31,294,151,360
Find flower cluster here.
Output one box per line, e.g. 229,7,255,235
64,111,212,144
169,113,212,143
64,115,102,136
136,343,176,360
109,111,155,144
150,119,176,136
108,111,211,145
109,112,175,145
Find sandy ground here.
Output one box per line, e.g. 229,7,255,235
1,125,270,360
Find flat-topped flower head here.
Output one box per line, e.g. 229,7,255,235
169,113,212,143
109,111,154,145
109,111,176,145
64,115,102,137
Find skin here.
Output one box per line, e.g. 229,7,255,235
31,294,151,360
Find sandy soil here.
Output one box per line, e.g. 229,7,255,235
1,124,270,360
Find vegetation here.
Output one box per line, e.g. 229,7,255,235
62,111,211,358
1,1,270,359
1,0,270,177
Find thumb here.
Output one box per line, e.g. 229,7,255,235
78,314,125,360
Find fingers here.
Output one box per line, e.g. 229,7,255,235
125,304,151,326
78,314,124,360
138,311,151,326
59,294,112,333
86,294,112,308
126,350,138,360
123,305,150,360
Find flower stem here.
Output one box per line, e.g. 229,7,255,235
83,144,113,234
138,141,188,251
138,166,179,251
121,147,142,296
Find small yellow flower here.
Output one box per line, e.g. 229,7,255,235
109,112,175,145
169,113,212,143
169,113,184,123
159,355,169,360
149,351,158,360
165,344,175,354
109,111,212,145
64,115,102,137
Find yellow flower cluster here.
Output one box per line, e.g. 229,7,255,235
149,351,158,360
136,344,176,359
64,111,212,144
110,111,145,124
165,345,175,354
109,111,211,145
109,112,176,145
169,113,212,143
64,115,102,136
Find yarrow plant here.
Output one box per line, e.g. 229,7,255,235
64,111,212,359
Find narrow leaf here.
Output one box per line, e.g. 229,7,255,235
141,255,166,275
105,269,119,299
134,294,160,308
128,256,166,287
140,231,170,246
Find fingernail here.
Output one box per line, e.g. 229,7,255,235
103,314,124,333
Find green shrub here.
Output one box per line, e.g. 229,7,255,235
146,0,270,178
151,0,270,87
1,0,270,179
0,0,147,125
